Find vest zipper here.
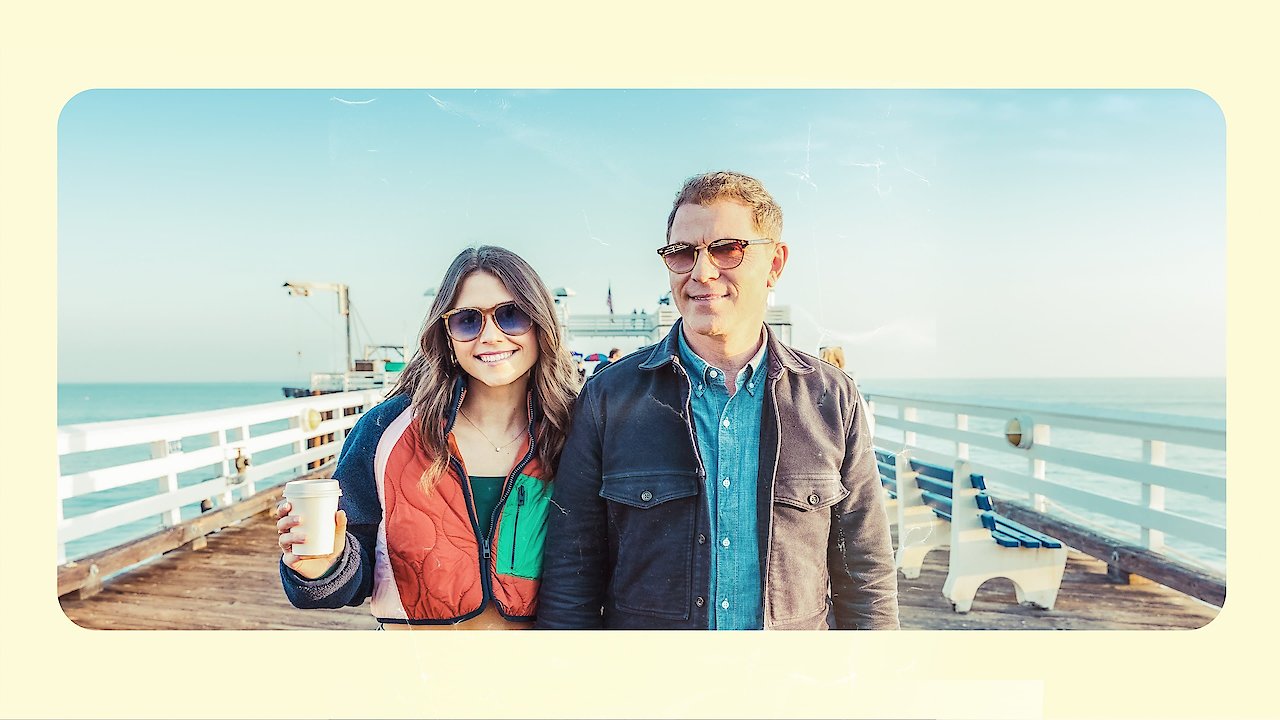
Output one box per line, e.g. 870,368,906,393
447,383,495,611
485,392,537,558
510,485,526,568
484,392,537,618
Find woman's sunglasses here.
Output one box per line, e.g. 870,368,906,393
656,237,775,274
441,302,534,342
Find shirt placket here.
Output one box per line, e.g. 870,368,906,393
714,367,746,629
679,335,765,630
729,366,759,628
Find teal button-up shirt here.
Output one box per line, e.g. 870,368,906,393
676,329,768,630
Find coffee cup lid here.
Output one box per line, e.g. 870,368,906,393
283,479,342,498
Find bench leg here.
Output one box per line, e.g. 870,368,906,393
1007,548,1068,610
896,516,948,578
896,542,939,580
941,574,981,613
944,546,1068,612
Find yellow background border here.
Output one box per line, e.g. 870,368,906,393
1,3,1269,718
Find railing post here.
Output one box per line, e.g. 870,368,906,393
239,424,256,495
291,411,307,473
1031,423,1050,512
1142,439,1167,550
56,493,67,565
214,429,234,507
903,406,918,447
151,438,183,527
955,413,969,460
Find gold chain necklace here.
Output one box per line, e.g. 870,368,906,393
458,409,524,453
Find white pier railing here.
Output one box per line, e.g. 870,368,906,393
309,370,401,392
57,389,388,564
865,392,1226,573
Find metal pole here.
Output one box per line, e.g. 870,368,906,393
338,285,352,371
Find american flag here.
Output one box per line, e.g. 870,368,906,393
606,282,613,315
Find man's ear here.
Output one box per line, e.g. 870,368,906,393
766,242,789,288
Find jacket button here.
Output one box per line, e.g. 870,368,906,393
808,493,821,505
697,533,706,544
640,490,653,502
695,596,705,607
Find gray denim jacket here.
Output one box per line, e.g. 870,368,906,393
537,321,900,630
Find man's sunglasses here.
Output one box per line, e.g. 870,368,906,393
656,238,775,274
441,302,534,342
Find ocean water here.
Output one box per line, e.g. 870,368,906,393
57,378,1227,572
858,377,1226,421
58,382,298,425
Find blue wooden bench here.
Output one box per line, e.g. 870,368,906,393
875,448,899,526
876,447,1068,612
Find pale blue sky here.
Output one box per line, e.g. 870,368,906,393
57,89,1225,382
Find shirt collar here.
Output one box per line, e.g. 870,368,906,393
641,318,813,379
675,326,768,396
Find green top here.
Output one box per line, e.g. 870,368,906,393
469,475,505,538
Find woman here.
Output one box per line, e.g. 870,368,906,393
277,246,578,629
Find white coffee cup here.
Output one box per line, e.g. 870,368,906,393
283,479,343,556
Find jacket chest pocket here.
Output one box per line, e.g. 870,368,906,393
768,474,849,623
774,475,848,513
600,471,700,620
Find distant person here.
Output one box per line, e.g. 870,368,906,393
821,345,875,440
537,171,899,630
277,245,578,629
819,345,845,369
592,347,622,376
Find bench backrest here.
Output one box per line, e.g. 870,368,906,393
875,447,1064,550
875,449,992,514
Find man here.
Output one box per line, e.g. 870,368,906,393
592,347,621,376
537,171,898,630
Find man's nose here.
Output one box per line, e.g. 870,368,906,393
689,246,720,283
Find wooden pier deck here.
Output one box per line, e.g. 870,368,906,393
58,508,1218,631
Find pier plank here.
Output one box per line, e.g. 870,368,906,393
61,508,376,631
59,509,1219,631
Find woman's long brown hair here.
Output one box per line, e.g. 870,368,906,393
388,246,579,491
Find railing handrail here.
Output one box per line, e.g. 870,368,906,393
57,390,386,455
872,416,1224,500
865,391,1225,447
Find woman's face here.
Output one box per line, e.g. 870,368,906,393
447,271,540,389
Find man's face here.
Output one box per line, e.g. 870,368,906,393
665,200,787,345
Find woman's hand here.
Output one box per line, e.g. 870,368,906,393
275,500,348,580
